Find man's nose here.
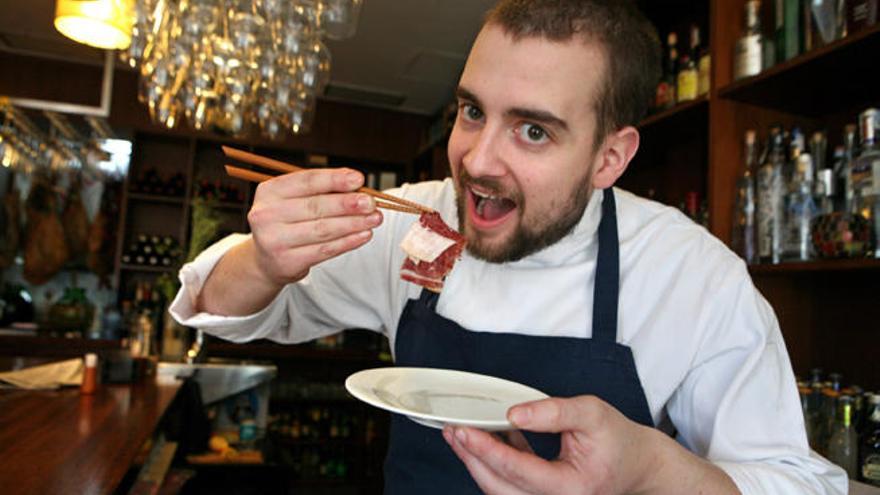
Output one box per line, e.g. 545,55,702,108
461,126,506,178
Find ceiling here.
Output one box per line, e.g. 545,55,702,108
0,0,496,116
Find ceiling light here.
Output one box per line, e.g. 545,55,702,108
54,0,135,50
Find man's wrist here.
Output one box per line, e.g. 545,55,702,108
196,238,288,316
238,239,291,293
631,427,740,495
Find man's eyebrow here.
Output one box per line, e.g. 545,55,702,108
455,86,569,132
456,87,481,105
506,107,569,132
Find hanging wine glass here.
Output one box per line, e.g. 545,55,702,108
288,90,315,135
129,0,363,137
320,0,362,40
298,39,331,94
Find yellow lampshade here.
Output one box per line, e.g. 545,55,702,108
54,0,135,50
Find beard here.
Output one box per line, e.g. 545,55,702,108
455,168,594,263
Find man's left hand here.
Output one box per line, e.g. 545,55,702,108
442,395,740,495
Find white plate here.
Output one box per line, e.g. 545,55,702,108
345,367,549,431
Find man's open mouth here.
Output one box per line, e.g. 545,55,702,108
468,186,517,226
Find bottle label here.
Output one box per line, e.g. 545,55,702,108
698,55,711,95
757,166,781,258
734,35,762,79
864,454,880,481
677,69,698,102
853,156,879,194
872,157,880,196
784,192,816,261
655,81,673,108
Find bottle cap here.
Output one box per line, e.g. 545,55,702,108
85,353,97,367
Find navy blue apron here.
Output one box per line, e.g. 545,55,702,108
384,189,653,494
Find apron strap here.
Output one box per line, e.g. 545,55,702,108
419,287,440,311
592,189,619,343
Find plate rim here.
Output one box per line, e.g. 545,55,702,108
344,366,549,430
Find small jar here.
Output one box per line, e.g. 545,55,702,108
81,353,98,395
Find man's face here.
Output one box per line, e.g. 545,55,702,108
448,24,606,262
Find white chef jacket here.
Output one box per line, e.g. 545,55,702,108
170,179,848,494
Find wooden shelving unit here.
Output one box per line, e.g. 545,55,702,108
119,263,176,274
127,192,186,205
114,135,403,494
655,0,880,389
207,339,387,365
749,259,880,274
717,24,880,116
614,0,880,389
638,95,709,130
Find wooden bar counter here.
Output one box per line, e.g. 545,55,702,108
0,381,181,495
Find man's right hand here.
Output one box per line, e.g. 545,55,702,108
196,167,383,316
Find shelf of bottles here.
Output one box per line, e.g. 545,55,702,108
270,379,353,404
727,0,879,115
120,234,183,271
192,178,247,210
798,369,880,485
731,107,879,269
650,23,711,120
267,404,382,483
128,166,187,200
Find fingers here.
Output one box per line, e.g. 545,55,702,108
509,396,606,434
499,430,535,454
251,206,381,248
253,211,381,268
244,167,387,284
256,168,364,201
250,191,376,225
280,229,376,268
443,427,533,495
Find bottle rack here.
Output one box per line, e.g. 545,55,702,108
624,1,880,390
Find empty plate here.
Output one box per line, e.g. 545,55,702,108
345,367,549,431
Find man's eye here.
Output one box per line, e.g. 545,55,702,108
461,104,483,122
517,123,549,144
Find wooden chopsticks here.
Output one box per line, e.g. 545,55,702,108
222,146,433,216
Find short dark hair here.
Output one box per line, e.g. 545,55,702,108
485,0,661,147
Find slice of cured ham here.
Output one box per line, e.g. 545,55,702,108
399,211,465,292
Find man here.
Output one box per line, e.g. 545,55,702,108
171,0,847,493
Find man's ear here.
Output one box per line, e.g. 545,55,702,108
592,126,640,189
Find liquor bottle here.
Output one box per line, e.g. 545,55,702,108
735,0,764,80
788,127,806,186
800,383,820,449
842,124,859,214
861,394,880,486
690,25,711,97
828,395,859,478
733,130,758,263
846,0,879,35
785,153,818,261
829,146,847,212
810,132,828,173
776,0,802,61
853,108,880,257
813,131,834,214
816,166,836,215
655,32,678,110
676,54,698,103
757,127,786,264
683,191,700,222
774,0,785,62
830,372,843,392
